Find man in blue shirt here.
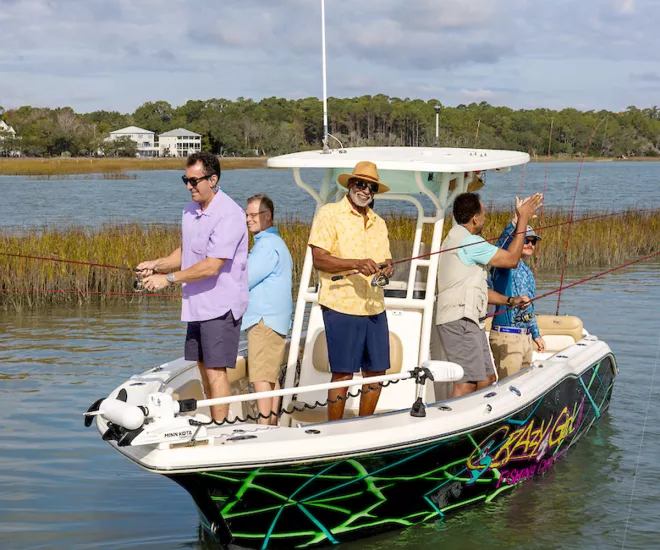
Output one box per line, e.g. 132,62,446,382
490,216,547,379
242,194,293,425
434,192,543,398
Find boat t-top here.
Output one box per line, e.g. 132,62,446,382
85,146,617,549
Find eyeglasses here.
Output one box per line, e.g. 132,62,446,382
351,179,379,194
524,238,538,245
246,210,268,219
182,174,213,188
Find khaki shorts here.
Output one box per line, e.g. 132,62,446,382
246,319,286,384
489,330,533,379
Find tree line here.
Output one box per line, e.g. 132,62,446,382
1,97,660,158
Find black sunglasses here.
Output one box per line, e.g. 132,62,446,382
182,174,213,188
351,178,379,194
524,238,538,245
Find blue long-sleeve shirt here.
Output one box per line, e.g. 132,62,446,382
490,222,541,339
241,227,293,336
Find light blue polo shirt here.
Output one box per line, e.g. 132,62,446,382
241,227,293,336
456,225,499,266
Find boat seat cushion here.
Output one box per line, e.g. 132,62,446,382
312,330,403,374
536,315,583,343
484,315,583,342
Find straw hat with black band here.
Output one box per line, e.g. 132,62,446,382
337,161,391,194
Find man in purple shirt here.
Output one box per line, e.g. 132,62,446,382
138,152,248,422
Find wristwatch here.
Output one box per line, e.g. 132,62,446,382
166,273,176,284
506,296,515,307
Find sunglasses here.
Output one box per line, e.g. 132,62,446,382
182,174,213,188
351,179,379,194
524,238,538,245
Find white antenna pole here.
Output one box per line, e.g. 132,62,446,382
321,0,329,151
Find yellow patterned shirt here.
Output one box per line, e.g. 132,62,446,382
308,196,392,316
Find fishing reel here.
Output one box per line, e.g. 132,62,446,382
132,268,147,292
514,311,533,323
371,273,390,288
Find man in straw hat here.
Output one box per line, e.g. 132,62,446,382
308,161,394,421
489,214,546,378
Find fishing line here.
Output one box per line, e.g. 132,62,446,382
556,117,606,315
621,336,660,550
481,249,660,321
331,207,656,282
534,119,554,278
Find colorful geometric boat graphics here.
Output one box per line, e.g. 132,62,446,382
172,355,616,549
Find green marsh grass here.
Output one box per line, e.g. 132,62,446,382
1,208,658,310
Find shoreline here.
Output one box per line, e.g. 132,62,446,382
1,154,659,176
0,156,268,177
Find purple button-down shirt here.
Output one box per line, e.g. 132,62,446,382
180,190,248,322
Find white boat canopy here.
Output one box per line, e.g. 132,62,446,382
267,146,530,195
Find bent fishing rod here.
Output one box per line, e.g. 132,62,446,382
478,249,660,323
331,208,656,286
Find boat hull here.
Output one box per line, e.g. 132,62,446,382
169,354,616,549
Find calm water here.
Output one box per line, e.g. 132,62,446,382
0,161,659,228
0,161,659,549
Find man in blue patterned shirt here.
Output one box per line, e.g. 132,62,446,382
490,215,547,379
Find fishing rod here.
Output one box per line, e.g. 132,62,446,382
480,249,660,322
0,251,163,290
0,288,179,298
0,251,142,272
331,207,656,285
556,117,606,315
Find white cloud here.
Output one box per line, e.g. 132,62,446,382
0,0,659,111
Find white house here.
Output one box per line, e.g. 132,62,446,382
108,126,158,157
158,128,202,158
0,120,19,156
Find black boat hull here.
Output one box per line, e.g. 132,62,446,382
171,354,616,549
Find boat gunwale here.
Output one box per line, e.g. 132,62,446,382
101,348,616,475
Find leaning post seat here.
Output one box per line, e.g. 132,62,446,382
289,304,423,423
312,330,404,375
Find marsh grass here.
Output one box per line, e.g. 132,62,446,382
1,208,659,310
0,157,267,176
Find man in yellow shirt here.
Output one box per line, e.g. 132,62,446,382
308,161,393,421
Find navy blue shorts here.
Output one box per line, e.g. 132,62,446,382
321,306,390,374
184,310,242,368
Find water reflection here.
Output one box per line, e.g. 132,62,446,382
0,263,658,550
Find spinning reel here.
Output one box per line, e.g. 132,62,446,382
371,272,390,288
513,311,533,323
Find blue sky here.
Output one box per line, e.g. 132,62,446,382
1,0,659,113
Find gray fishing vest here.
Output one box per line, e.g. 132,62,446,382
435,225,490,329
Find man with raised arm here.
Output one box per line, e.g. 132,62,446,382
434,192,543,398
308,161,394,421
137,152,248,423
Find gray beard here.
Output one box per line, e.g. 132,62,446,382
349,188,371,208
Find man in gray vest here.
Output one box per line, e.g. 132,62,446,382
435,192,543,398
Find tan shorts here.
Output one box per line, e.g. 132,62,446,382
246,319,286,384
489,330,533,379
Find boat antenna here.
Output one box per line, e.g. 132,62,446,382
321,0,329,153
